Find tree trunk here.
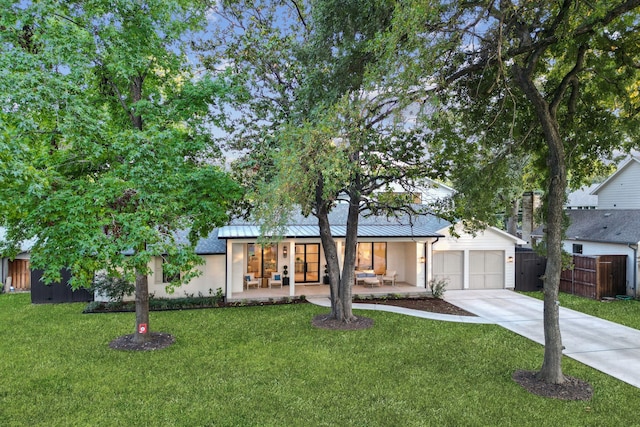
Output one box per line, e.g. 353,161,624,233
314,169,358,323
316,200,358,323
514,65,566,384
134,269,150,344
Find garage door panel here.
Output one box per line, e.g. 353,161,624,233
469,250,504,289
433,251,463,290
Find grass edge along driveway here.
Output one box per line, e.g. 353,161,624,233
1,293,639,427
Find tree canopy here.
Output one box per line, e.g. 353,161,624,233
203,0,442,322
0,0,242,342
375,0,640,383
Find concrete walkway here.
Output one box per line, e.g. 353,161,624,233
309,289,640,389
444,289,640,389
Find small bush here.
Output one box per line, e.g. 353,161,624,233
429,279,448,299
92,273,134,302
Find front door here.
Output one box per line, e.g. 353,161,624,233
294,244,320,283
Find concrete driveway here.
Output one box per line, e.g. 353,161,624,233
444,289,640,389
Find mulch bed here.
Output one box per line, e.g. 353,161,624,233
354,297,476,316
109,332,175,351
512,370,593,401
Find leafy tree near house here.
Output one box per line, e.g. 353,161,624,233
203,0,441,323
0,0,242,344
377,0,640,383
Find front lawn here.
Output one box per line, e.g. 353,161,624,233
1,293,638,426
521,291,640,330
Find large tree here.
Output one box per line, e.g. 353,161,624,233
203,0,440,322
0,0,242,343
379,0,640,383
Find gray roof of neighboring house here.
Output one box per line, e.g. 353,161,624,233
566,183,599,208
219,204,450,239
563,210,640,245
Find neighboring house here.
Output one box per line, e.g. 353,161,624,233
562,210,640,296
534,156,640,297
591,156,640,209
385,178,456,204
0,227,33,292
565,183,599,210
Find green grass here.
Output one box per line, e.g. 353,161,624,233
1,293,639,426
521,291,640,330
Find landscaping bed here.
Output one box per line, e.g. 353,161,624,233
83,295,308,313
353,295,475,316
84,294,473,316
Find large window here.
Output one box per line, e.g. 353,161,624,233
247,243,278,278
356,242,386,274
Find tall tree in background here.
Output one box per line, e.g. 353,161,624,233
203,0,440,323
0,0,242,344
379,0,640,382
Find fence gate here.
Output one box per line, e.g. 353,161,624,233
515,250,546,292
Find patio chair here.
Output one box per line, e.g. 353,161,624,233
244,273,260,290
381,270,397,286
268,272,283,289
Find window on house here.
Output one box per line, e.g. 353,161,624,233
572,244,583,254
247,243,278,278
356,242,387,274
154,256,180,284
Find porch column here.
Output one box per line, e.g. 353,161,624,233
225,240,233,299
287,241,295,297
336,240,344,274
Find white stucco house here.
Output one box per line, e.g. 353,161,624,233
141,204,525,301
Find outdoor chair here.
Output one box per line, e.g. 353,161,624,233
381,270,397,286
268,272,283,289
244,273,260,290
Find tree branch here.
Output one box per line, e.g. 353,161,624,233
549,44,587,116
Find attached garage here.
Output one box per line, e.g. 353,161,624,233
433,251,463,289
431,223,525,290
469,250,504,289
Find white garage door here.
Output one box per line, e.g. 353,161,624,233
433,251,463,290
469,250,504,289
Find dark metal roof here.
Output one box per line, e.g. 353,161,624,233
218,204,449,239
564,210,640,245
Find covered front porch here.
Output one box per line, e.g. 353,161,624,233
227,281,430,302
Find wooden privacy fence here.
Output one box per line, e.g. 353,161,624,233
560,255,627,300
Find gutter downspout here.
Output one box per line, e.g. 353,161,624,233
628,243,638,297
426,237,440,289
